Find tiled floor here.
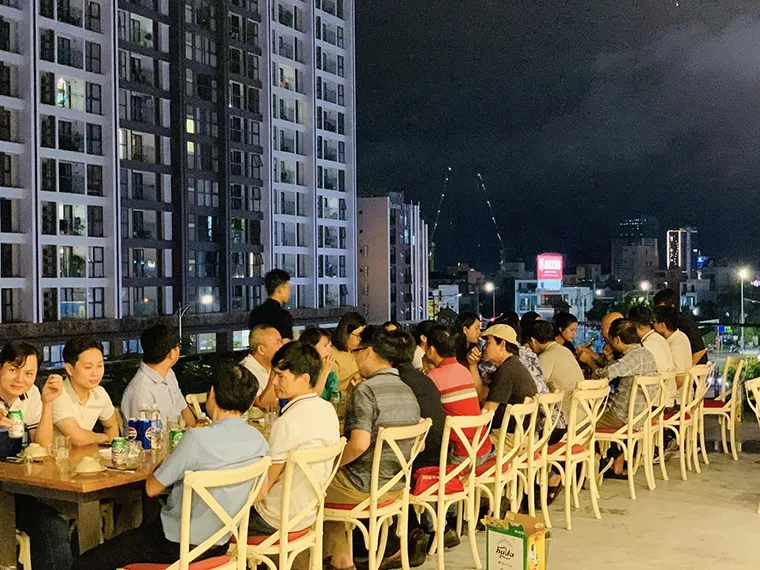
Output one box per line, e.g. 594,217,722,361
417,451,760,569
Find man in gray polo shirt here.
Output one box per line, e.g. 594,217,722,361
324,327,421,570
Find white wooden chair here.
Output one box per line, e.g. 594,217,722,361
702,359,745,461
403,411,491,570
473,402,532,522
16,530,31,570
517,392,564,528
658,366,711,481
596,375,663,499
743,376,760,513
186,393,208,419
119,456,271,570
547,384,609,530
324,419,431,570
244,438,347,570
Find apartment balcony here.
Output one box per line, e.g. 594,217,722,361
279,42,294,60
323,59,337,75
59,48,83,69
59,174,85,194
323,87,337,104
323,147,338,162
323,118,337,132
279,107,296,122
57,3,82,27
130,146,156,164
0,0,20,8
132,183,156,201
58,132,84,152
278,6,295,28
129,29,154,49
321,0,338,16
322,29,337,45
0,76,16,98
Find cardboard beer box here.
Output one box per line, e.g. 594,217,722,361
483,513,549,570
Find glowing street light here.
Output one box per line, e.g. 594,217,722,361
484,282,496,318
640,280,652,303
739,268,750,352
176,295,215,348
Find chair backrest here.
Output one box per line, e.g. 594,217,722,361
424,410,495,497
531,392,564,460
366,418,432,511
177,456,271,570
682,365,713,418
745,377,760,426
186,393,207,419
578,378,610,390
567,386,610,451
629,375,664,432
260,438,347,551
726,359,746,403
492,399,536,472
719,356,743,399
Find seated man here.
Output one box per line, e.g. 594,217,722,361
425,324,492,464
653,305,692,396
240,324,283,411
324,327,421,570
53,337,119,446
73,363,269,570
121,324,196,428
579,318,657,476
530,320,584,425
629,306,676,405
480,325,538,432
575,311,624,369
249,341,340,535
1,342,68,570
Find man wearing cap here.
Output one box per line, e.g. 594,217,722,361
480,324,537,431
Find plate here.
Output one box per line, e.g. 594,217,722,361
74,464,107,475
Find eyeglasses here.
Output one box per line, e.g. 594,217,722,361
350,331,363,338
351,346,369,354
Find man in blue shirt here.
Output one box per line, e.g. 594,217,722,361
73,363,269,570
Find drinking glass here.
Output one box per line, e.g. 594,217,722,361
49,436,71,462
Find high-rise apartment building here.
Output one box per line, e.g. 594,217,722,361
611,215,659,286
0,0,357,347
666,227,698,278
0,0,119,324
357,193,429,323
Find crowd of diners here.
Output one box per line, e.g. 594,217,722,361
0,269,708,570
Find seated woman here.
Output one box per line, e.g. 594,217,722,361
299,328,339,401
53,337,119,446
553,312,579,356
331,312,366,392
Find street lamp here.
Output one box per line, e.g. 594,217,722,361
739,268,749,353
484,281,496,318
176,294,214,348
640,280,652,303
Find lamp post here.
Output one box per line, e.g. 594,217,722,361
640,280,652,303
484,281,496,318
739,268,749,353
176,294,214,349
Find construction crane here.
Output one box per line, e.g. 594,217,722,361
476,173,507,270
429,167,452,271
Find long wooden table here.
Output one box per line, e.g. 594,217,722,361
0,444,160,566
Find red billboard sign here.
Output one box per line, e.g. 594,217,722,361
537,253,563,282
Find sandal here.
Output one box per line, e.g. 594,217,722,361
546,484,562,506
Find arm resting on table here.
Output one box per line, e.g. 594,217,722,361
55,418,108,447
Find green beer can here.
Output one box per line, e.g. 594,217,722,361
169,429,185,452
111,437,128,465
7,410,24,439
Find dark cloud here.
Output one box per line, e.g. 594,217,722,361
356,1,760,271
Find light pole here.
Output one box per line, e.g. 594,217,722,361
739,268,749,353
484,282,496,318
640,280,652,303
176,294,214,349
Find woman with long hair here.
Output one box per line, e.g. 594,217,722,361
455,312,481,366
331,312,367,391
299,328,339,400
553,311,579,355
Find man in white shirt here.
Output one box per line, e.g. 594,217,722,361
653,305,692,396
529,320,584,422
248,341,340,535
629,306,676,404
54,337,119,446
122,324,196,428
240,324,282,410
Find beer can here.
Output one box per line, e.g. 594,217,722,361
126,418,139,441
111,437,128,465
169,429,185,452
7,410,23,439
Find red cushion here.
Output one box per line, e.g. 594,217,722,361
547,442,586,455
596,427,639,434
325,499,396,510
411,466,465,495
247,528,310,545
473,457,510,477
703,399,728,409
664,411,691,421
124,555,231,570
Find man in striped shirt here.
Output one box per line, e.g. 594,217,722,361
425,325,493,464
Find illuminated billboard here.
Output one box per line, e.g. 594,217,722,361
537,253,563,291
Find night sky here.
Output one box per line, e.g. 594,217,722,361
355,0,760,273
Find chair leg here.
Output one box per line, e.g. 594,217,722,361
455,501,463,538
527,469,537,518
627,443,637,500
564,459,573,530
436,505,446,570
659,426,669,482
573,461,585,509
699,413,710,465
720,417,729,455
368,518,379,570
539,465,552,529
729,409,739,461
587,456,602,520
691,425,702,474
466,496,482,570
399,510,411,570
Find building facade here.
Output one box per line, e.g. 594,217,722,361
611,215,659,287
666,226,698,278
357,193,428,324
0,0,357,355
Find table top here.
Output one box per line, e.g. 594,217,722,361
0,444,160,494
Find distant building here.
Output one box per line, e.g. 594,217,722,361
611,216,660,287
575,264,602,284
429,283,460,317
666,227,699,278
357,193,428,323
514,280,594,322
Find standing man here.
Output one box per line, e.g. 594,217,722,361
248,269,294,340
1,342,68,570
240,324,283,410
653,288,707,365
122,324,196,428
